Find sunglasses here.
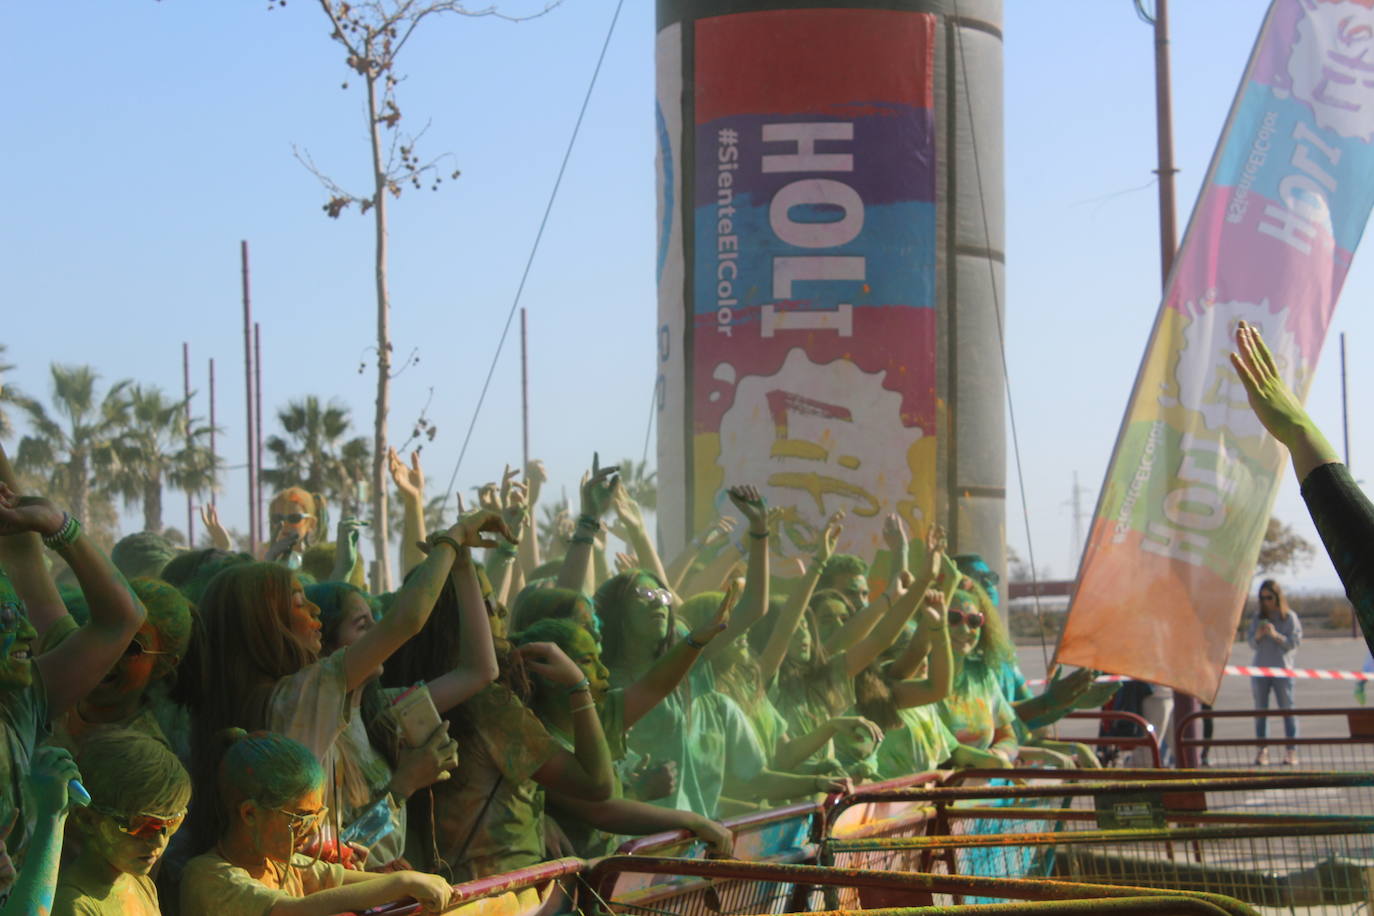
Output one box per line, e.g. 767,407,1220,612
273,804,328,836
948,608,985,629
0,601,26,633
123,639,175,660
270,512,314,526
632,587,673,608
92,805,186,839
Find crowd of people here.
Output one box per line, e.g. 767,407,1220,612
0,322,1365,915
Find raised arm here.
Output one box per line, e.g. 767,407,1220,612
1,486,146,720
342,509,512,692
880,524,946,680
555,457,618,595
697,486,769,664
519,460,546,575
2,747,79,916
609,488,671,590
426,544,500,714
623,581,740,727
389,447,428,576
520,641,615,799
891,591,954,709
756,521,839,682
0,446,64,635
663,517,734,594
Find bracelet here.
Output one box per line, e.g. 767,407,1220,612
684,633,708,650
576,514,601,531
570,533,596,546
496,543,518,559
565,677,591,695
570,701,597,715
430,535,464,556
42,514,82,551
748,530,769,540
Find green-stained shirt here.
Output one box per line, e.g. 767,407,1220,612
0,660,50,867
875,703,960,780
938,658,1017,755
543,687,627,858
419,683,555,881
769,655,855,764
55,857,160,915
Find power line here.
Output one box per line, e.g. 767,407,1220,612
439,0,626,513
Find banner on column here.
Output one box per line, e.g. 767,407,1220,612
1057,0,1374,702
684,8,939,560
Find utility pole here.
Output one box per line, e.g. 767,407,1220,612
521,308,530,470
1341,333,1351,471
255,322,265,542
241,241,257,555
1138,0,1197,766
183,343,194,545
209,358,217,509
1065,472,1087,562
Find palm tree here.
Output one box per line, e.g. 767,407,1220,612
617,457,658,511
15,364,130,525
261,396,372,517
0,344,32,441
106,385,219,533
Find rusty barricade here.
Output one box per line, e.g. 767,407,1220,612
824,774,1374,914
358,857,584,916
1177,706,1374,777
584,856,1261,916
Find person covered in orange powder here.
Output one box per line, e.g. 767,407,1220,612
262,488,367,588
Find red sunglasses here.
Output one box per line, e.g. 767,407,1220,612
948,608,985,629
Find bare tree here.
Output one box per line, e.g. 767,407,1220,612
1256,517,1316,576
282,0,559,588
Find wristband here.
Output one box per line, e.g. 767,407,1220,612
430,535,463,556
496,543,518,559
576,514,602,531
748,530,769,540
570,533,596,546
42,514,82,551
570,701,597,715
684,633,708,651
564,677,591,695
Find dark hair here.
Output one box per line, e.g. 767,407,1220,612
819,553,869,588
1258,579,1291,618
306,581,379,649
511,586,595,636
854,663,901,731
215,729,323,841
593,570,676,674
513,617,595,707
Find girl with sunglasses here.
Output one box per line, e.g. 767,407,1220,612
179,508,513,858
935,588,1022,764
182,730,453,915
594,486,774,816
56,727,190,914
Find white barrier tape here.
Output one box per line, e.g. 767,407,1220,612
1026,666,1374,687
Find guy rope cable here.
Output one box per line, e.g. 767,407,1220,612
440,0,626,514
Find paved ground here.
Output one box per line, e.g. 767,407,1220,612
1015,635,1373,760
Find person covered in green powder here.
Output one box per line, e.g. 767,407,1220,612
44,577,192,755
0,745,82,916
0,445,147,870
513,615,734,859
55,727,190,914
594,485,788,817
181,730,453,915
756,517,952,774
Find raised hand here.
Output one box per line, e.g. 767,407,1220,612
614,551,638,574
477,482,501,513
335,516,366,562
923,523,948,582
918,589,946,628
199,504,233,551
580,454,621,521
727,484,768,533
882,513,909,559
515,641,585,686
525,459,548,503
688,577,742,648
28,745,82,816
0,484,64,538
442,509,515,550
498,465,520,510
389,447,425,501
701,516,737,551
1230,320,1310,446
502,482,529,544
814,516,842,565
611,485,646,537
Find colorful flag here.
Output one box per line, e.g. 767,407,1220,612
1057,0,1374,702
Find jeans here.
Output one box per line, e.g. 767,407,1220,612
1251,676,1297,747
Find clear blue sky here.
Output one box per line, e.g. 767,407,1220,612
2,0,1366,592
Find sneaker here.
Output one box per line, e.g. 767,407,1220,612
1254,748,1269,766
1283,751,1298,766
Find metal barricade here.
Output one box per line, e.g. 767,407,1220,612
585,856,1261,916
1060,710,1163,768
358,857,584,916
1178,706,1374,775
824,775,1374,915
